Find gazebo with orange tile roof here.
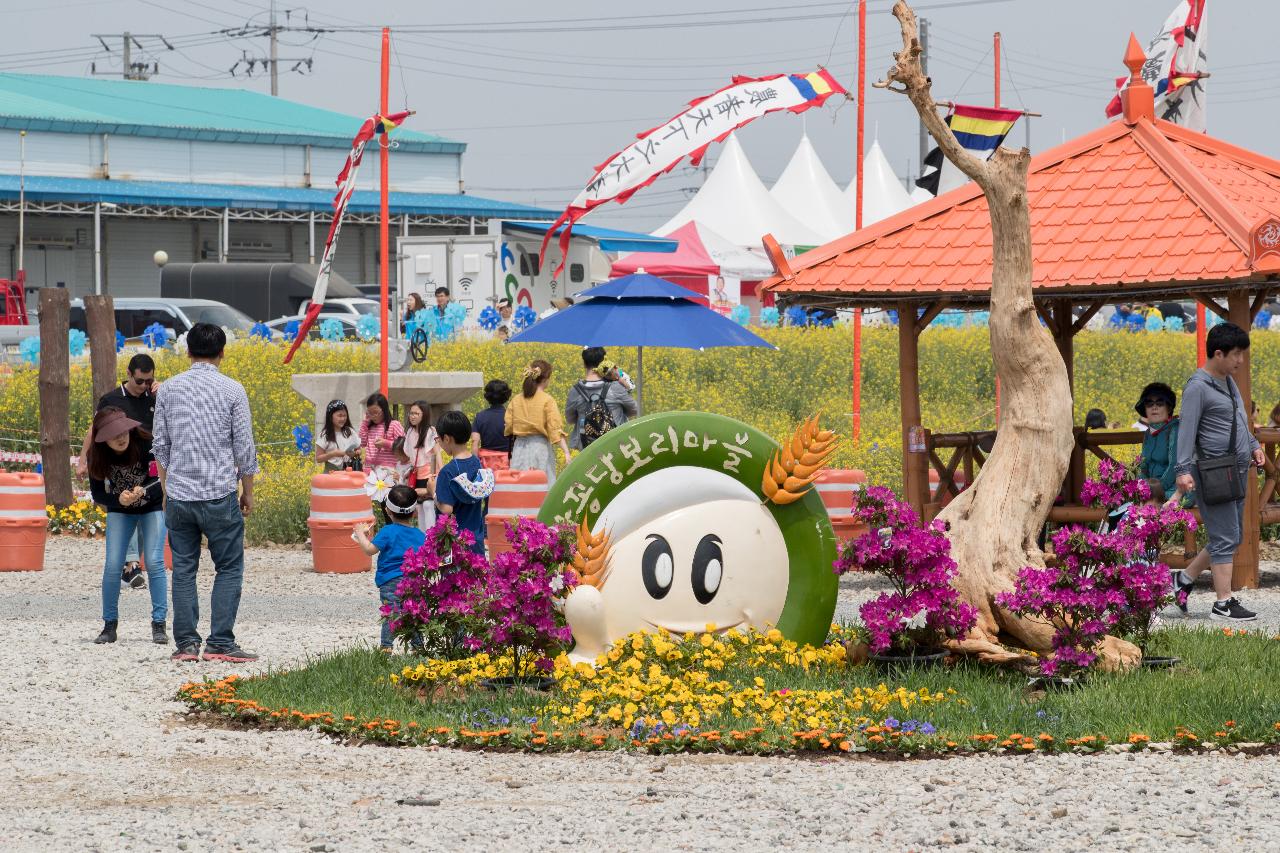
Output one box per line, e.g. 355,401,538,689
762,39,1280,587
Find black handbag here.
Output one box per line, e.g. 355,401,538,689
1196,377,1245,506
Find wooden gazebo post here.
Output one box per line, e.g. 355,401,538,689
1228,288,1263,589
897,298,947,515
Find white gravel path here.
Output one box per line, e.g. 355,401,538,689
2,536,1279,852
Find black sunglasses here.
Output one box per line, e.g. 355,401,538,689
1142,398,1168,407
132,377,155,387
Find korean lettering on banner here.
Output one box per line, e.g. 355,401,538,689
575,76,809,208
556,426,757,521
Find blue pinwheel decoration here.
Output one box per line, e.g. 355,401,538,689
355,314,380,342
444,301,467,325
729,304,750,326
68,328,87,357
1165,316,1184,332
785,306,809,328
19,335,39,364
320,318,344,342
512,305,537,331
250,321,273,341
292,424,313,455
142,322,171,349
760,306,780,328
115,330,126,353
478,305,501,331
282,319,300,342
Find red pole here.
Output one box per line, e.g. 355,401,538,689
852,0,866,443
993,30,1001,424
379,27,390,398
1196,304,1207,366
994,32,1001,108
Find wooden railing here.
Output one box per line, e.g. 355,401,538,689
916,426,1280,586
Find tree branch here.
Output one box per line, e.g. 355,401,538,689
873,0,990,190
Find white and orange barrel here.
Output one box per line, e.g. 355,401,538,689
308,470,374,573
815,469,868,542
0,472,47,571
485,469,549,556
928,468,970,507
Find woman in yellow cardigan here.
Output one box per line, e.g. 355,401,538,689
505,359,572,485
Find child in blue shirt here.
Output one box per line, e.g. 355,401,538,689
434,410,495,556
353,484,426,650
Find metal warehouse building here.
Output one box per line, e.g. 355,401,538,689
0,73,551,298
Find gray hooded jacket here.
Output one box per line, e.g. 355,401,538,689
1175,369,1260,475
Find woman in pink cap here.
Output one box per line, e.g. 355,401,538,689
86,406,169,646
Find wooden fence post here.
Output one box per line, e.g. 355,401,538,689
38,288,73,508
84,294,117,404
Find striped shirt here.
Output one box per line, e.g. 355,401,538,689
152,361,258,502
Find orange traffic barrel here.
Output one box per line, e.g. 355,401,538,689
0,472,47,571
308,470,374,573
485,469,549,556
815,469,868,542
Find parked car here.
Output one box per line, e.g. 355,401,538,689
300,297,380,317
266,313,361,341
69,297,256,340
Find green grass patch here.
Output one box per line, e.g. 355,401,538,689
180,627,1280,756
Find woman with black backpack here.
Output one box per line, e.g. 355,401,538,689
565,346,639,450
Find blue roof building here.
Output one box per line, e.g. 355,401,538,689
0,73,553,297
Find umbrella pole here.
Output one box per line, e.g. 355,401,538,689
637,346,645,414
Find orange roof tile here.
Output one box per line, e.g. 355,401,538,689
765,116,1280,305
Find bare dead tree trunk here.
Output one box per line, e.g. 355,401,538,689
85,294,117,404
875,1,1138,669
38,288,73,508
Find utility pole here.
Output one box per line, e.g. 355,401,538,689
91,33,173,80
917,17,930,182
225,4,318,96
269,0,280,96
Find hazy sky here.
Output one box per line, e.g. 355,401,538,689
3,0,1271,231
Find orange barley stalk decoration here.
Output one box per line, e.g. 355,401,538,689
570,514,612,588
762,415,838,505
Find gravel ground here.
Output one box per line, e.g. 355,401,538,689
2,536,1279,852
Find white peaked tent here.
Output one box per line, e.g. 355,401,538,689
769,134,855,243
843,140,916,226
656,132,824,248
910,185,935,204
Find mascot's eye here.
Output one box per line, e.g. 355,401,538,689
691,534,723,605
642,534,674,600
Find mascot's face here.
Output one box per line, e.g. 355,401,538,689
594,468,790,637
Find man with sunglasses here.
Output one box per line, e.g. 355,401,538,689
77,353,160,588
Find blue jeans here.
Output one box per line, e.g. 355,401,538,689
378,578,401,649
102,511,168,623
167,493,245,651
378,577,424,651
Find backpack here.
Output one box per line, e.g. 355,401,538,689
577,380,616,447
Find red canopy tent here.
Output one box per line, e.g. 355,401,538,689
610,220,776,308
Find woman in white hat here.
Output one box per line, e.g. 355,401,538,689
86,406,169,646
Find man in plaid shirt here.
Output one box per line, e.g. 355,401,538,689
153,323,259,662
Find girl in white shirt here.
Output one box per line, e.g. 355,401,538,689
403,400,442,530
315,400,362,472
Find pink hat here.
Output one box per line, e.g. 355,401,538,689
94,408,142,443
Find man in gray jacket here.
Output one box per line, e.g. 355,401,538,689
1167,322,1264,623
565,346,639,449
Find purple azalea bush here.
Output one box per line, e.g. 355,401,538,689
388,516,488,657
833,486,977,654
471,517,578,677
998,463,1195,676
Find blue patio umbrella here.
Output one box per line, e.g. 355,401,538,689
506,271,776,410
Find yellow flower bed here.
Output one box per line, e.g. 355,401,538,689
390,627,957,736
548,627,952,733
46,498,105,536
